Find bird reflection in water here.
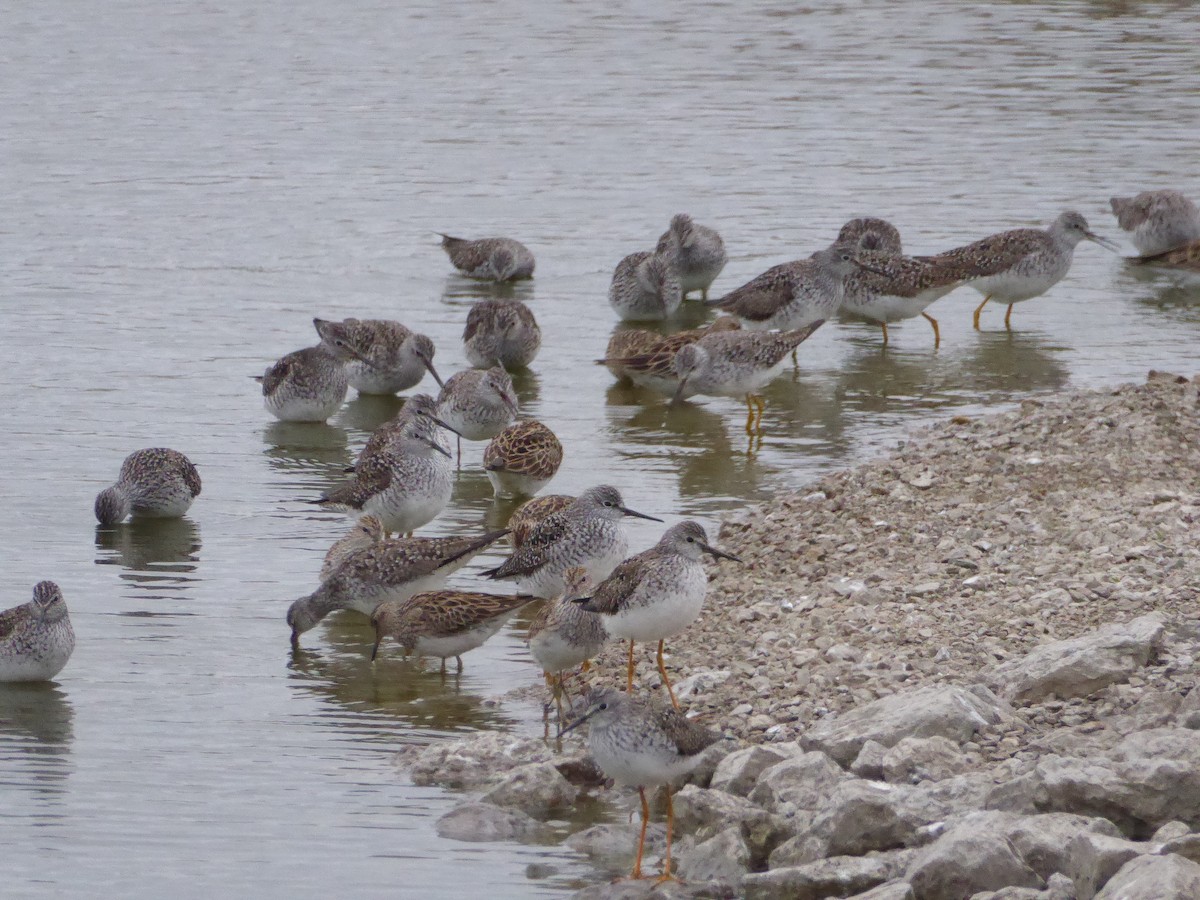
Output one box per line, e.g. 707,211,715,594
95,518,202,596
335,393,406,436
0,682,74,803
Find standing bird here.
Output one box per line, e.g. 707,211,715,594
669,321,825,436
706,243,868,332
656,213,727,301
918,211,1118,331
439,233,535,282
507,494,575,549
575,521,739,708
463,298,541,370
1110,190,1200,257
95,448,201,525
370,589,535,672
599,317,741,390
837,217,972,348
482,419,564,499
0,581,76,682
319,515,385,581
528,567,608,731
563,689,721,883
347,394,450,474
483,485,661,599
435,366,519,466
286,530,506,649
314,318,443,396
608,249,684,321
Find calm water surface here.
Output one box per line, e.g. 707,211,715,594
3,1,1199,896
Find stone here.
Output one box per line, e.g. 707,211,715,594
749,751,848,815
1093,853,1200,899
404,732,554,790
803,780,927,858
1066,831,1148,899
565,823,667,875
675,826,750,886
682,742,733,789
673,669,732,701
882,737,969,784
1150,821,1191,843
800,684,1010,766
845,884,914,900
1001,812,1122,882
852,740,888,780
985,615,1165,704
672,784,771,838
710,746,790,796
480,761,579,817
434,802,545,842
1158,834,1200,865
906,812,1043,900
742,856,892,900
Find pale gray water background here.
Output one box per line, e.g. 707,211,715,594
2,0,1199,896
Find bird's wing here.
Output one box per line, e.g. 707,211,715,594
581,552,652,615
917,229,1049,278
712,263,795,320
484,511,569,579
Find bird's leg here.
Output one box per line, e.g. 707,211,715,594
654,787,680,884
554,675,566,736
923,312,941,349
973,295,991,330
626,640,636,692
631,787,650,880
881,322,889,347
1004,303,1014,331
743,396,755,436
456,436,462,470
791,348,799,370
456,655,464,675
752,395,766,436
439,658,446,676
700,287,708,301
657,639,680,710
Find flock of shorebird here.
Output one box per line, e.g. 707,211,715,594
4,188,1199,883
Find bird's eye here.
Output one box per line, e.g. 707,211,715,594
687,536,695,542
604,500,614,507
598,703,608,710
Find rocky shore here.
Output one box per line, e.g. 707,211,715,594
397,371,1200,899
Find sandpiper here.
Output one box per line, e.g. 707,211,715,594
1110,190,1200,257
348,394,450,474
435,366,519,465
370,589,535,672
314,317,443,395
918,211,1118,331
528,567,608,731
463,298,541,370
670,321,825,436
95,448,202,525
0,581,76,682
608,249,684,321
483,485,661,599
563,688,721,882
600,317,741,390
312,416,453,536
838,217,971,348
507,494,575,548
439,233,535,281
707,242,868,331
257,318,371,422
656,213,727,300
319,515,385,581
482,419,564,499
576,521,738,708
286,530,506,649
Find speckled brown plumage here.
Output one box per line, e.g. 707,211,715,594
439,234,535,281
482,419,563,497
1110,191,1200,257
462,298,541,370
371,589,536,667
601,317,740,388
508,494,575,548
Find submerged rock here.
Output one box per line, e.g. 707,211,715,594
480,761,579,817
435,801,546,842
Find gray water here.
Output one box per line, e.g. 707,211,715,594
3,1,1199,896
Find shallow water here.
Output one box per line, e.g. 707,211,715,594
2,0,1199,895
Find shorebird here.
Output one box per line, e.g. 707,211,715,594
656,213,727,300
1110,190,1200,257
918,211,1118,331
439,233,535,281
482,419,564,499
314,318,443,396
608,249,684,321
837,217,972,348
347,394,450,473
706,242,869,331
435,366,519,465
528,567,608,731
311,415,454,536
483,485,661,599
463,298,541,370
575,521,738,708
286,530,506,649
563,688,721,883
669,321,825,436
370,589,535,672
257,318,373,422
507,494,574,548
95,448,202,525
0,581,76,682
600,317,741,389
319,515,385,581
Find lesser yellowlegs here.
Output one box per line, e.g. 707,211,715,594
95,448,201,525
463,298,542,370
507,494,575,548
257,345,353,423
1110,190,1200,257
435,366,519,465
575,521,738,708
314,317,443,395
482,419,563,499
483,485,661,599
528,566,608,730
439,233,535,281
563,688,721,883
656,213,727,301
0,582,75,682
608,249,684,321
286,530,506,649
600,317,741,390
319,515,385,581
